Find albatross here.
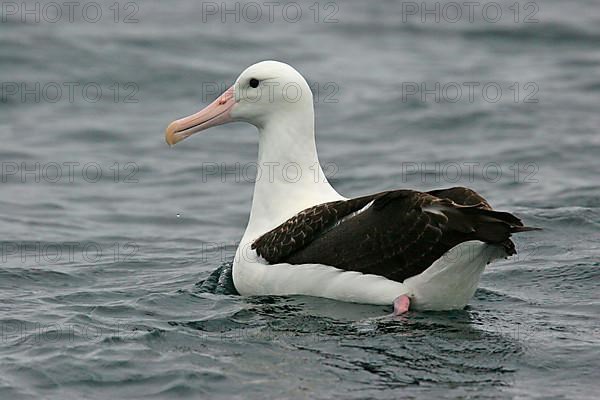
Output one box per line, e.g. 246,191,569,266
165,60,537,314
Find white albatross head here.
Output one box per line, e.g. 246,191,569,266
165,60,342,239
165,60,314,145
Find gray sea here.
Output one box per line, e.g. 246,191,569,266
1,0,599,398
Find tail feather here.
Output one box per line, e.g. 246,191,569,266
445,204,541,245
510,226,542,233
429,189,540,258
459,206,524,226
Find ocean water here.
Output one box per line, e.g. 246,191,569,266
1,0,599,398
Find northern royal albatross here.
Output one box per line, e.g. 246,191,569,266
165,61,537,314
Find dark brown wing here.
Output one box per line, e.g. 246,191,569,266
427,186,520,255
250,194,376,263
428,186,493,209
252,188,532,282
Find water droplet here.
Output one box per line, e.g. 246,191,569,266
176,213,181,218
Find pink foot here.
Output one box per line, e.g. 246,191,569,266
393,295,411,315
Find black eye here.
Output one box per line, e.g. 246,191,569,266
249,78,259,88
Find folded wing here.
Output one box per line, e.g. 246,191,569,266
252,187,535,282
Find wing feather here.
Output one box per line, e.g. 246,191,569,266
252,188,530,282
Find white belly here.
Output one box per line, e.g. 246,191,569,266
404,241,506,310
232,241,506,311
232,244,411,305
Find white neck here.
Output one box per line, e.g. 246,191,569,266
241,108,343,242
